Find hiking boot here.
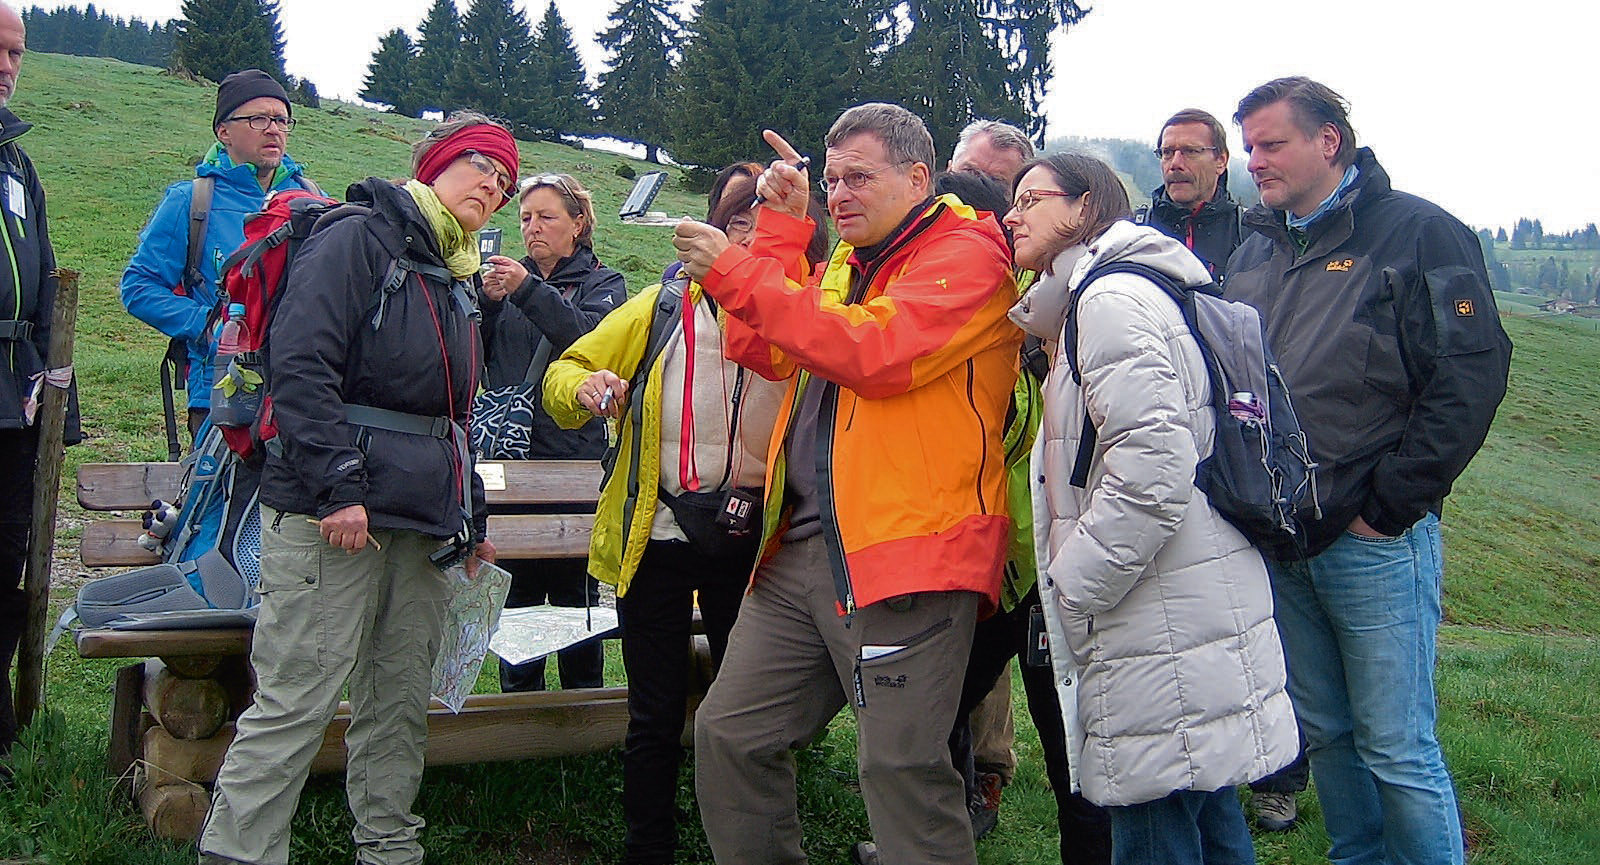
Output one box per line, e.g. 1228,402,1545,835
851,841,881,865
1252,790,1298,832
969,770,1003,840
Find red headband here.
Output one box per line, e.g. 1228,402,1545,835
415,124,521,210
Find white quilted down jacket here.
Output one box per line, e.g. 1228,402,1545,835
1009,220,1298,807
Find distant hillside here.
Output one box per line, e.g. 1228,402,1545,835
13,52,704,459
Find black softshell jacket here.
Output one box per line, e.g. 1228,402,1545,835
260,178,487,540
1140,172,1247,282
0,108,80,439
1225,149,1512,559
478,245,625,459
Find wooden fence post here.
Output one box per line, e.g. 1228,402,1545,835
17,268,78,728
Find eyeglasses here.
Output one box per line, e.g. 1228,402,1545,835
1153,145,1219,162
464,151,516,200
818,161,913,194
223,114,295,131
1009,189,1078,214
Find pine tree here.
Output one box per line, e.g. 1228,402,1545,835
673,0,871,171
447,0,535,127
872,0,1087,152
595,0,680,162
526,3,594,141
413,0,460,114
175,0,287,84
362,28,421,117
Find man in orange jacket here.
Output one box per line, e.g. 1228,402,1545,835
673,102,1019,865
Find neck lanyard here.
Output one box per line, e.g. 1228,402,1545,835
678,299,746,492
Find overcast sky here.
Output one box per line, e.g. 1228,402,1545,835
51,0,1598,232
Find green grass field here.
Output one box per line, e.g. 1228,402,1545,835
3,53,1599,864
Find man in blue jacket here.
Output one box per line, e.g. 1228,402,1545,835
120,69,318,439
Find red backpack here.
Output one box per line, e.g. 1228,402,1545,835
209,188,348,459
208,188,457,461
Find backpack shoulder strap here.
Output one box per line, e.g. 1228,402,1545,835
1065,260,1200,489
185,176,215,293
297,175,324,197
613,279,690,546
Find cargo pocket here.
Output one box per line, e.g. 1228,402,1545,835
253,511,330,679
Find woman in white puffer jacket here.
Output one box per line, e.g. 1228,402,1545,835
1004,152,1298,865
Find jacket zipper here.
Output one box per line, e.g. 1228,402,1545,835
818,204,947,619
965,358,988,513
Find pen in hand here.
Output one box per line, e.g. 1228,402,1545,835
598,387,613,412
753,157,810,208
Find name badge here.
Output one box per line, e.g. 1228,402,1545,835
5,174,23,220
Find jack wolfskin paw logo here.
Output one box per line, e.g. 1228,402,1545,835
1455,299,1475,316
1325,258,1354,272
873,674,908,689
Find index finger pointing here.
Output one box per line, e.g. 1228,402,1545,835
763,129,803,164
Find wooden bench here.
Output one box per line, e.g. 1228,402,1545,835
73,460,712,840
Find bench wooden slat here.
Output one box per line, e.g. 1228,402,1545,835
76,463,182,511
77,627,252,659
80,513,595,568
77,460,605,511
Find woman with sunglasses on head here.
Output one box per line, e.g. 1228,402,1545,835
198,112,515,864
1005,153,1297,865
543,170,827,865
479,172,626,693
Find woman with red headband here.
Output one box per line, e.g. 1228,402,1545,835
198,112,518,865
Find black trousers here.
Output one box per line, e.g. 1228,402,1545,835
951,585,1112,865
498,558,606,691
616,540,748,865
0,427,40,754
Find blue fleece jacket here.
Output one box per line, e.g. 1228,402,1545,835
120,149,313,408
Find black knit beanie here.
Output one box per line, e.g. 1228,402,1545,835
213,69,291,130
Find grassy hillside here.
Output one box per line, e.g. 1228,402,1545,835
16,52,704,464
4,53,1599,865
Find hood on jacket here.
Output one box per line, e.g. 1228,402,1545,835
0,107,29,146
1009,220,1213,341
344,177,453,270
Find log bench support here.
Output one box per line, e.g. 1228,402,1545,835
74,461,710,841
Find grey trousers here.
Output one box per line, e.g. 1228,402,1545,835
693,535,981,865
198,507,449,865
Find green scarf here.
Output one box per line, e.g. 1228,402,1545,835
404,179,481,278
203,141,293,190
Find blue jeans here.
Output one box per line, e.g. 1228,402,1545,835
1267,513,1464,865
1108,787,1254,865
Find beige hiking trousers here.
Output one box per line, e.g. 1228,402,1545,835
198,506,449,865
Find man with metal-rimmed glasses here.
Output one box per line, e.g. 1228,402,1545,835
1134,108,1249,284
673,102,1019,865
120,68,321,443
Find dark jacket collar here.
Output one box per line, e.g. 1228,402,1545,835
529,245,602,288
345,177,451,270
0,107,29,146
1242,148,1389,247
851,196,939,267
1149,169,1237,224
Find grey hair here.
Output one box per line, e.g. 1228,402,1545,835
410,110,508,177
953,119,1034,162
826,102,935,170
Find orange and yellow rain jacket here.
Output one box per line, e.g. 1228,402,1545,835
701,194,1021,616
